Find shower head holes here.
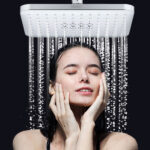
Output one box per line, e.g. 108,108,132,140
20,4,134,37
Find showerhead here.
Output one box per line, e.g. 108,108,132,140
20,4,134,38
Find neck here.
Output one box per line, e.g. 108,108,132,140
70,104,88,128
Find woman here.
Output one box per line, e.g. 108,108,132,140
13,42,138,150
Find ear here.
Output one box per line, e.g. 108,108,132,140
49,81,55,95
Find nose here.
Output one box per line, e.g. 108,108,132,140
79,70,89,83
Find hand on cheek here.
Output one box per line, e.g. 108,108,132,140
81,72,110,124
49,83,80,138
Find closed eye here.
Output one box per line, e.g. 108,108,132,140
91,73,99,76
67,72,76,75
67,72,99,75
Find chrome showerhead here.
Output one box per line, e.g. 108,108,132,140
20,4,134,37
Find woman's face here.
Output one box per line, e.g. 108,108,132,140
52,47,103,106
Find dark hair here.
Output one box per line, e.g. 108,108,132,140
40,42,106,143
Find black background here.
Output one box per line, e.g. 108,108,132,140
1,0,149,150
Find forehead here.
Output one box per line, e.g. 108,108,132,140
57,47,100,67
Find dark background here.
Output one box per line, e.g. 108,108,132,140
1,0,149,150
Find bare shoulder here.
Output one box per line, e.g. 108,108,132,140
99,132,138,150
12,129,47,150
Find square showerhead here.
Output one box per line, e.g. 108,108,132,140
20,4,134,38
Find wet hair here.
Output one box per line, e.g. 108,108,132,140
40,42,106,143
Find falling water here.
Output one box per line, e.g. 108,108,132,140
27,36,128,132
36,38,46,128
28,37,36,129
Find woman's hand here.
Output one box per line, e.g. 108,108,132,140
49,83,80,139
81,72,110,124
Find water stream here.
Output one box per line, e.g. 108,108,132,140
28,36,128,132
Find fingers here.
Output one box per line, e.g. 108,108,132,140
59,84,65,114
49,94,58,119
49,82,71,120
102,73,110,103
99,76,104,102
102,73,107,100
89,77,104,113
64,92,71,111
56,83,61,116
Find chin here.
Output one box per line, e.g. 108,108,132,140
70,101,93,107
69,95,95,107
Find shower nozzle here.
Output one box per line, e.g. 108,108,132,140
20,4,134,37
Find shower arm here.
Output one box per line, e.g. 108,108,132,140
72,0,83,4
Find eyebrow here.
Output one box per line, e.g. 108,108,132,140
63,64,101,70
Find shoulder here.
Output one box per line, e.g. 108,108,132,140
12,129,47,150
98,132,138,150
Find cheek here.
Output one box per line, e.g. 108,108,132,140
59,79,74,94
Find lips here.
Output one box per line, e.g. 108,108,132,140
76,87,93,96
76,87,93,92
